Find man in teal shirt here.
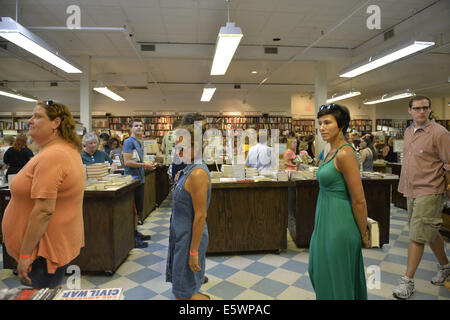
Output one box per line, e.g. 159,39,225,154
81,132,112,165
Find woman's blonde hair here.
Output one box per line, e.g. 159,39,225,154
37,100,82,151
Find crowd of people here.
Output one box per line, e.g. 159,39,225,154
0,95,448,300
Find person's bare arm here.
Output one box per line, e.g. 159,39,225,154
18,198,56,284
335,146,369,248
185,168,209,273
123,152,155,170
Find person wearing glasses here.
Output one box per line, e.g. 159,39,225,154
308,103,369,300
393,95,450,299
166,113,211,300
81,132,113,166
1,100,85,288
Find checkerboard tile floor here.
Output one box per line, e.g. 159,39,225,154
1,195,449,300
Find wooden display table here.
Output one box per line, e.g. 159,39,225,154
143,170,156,220
206,181,294,254
0,181,141,275
386,162,407,210
155,165,170,207
288,178,398,248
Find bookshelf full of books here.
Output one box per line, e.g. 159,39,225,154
109,115,182,139
204,115,292,137
349,119,372,135
0,112,32,136
291,119,315,138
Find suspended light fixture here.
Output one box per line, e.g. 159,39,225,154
339,39,434,78
200,84,216,102
93,86,125,101
210,1,243,76
363,89,415,105
0,86,37,102
0,17,82,73
326,89,361,103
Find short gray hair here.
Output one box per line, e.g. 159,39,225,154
82,132,99,146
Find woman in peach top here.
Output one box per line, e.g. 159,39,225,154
2,100,85,288
284,138,299,170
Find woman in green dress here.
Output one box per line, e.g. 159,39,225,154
308,104,370,300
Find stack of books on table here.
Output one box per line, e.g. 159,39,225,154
245,167,258,178
210,171,223,183
85,163,109,179
276,171,289,182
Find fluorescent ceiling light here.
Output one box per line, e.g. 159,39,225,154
339,40,434,78
210,22,243,76
0,87,37,102
326,89,361,103
364,89,415,105
200,85,216,102
0,17,82,73
93,86,125,101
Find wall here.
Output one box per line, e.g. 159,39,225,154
291,92,377,125
0,87,292,116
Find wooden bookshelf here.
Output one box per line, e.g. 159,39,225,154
349,119,372,134
292,119,315,137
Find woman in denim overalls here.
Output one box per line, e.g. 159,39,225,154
166,120,211,300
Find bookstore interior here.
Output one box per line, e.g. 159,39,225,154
0,0,449,302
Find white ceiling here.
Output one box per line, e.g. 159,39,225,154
0,0,449,111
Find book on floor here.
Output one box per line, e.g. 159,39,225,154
53,288,124,300
367,217,380,248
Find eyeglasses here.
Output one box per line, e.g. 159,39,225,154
411,106,430,112
45,99,54,106
319,104,338,111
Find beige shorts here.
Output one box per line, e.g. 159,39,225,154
407,194,445,244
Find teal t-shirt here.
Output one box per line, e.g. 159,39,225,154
81,149,112,165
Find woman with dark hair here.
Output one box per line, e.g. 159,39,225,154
3,134,34,181
2,100,85,288
166,113,211,300
359,136,374,172
308,103,369,300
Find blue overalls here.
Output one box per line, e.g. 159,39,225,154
166,162,211,298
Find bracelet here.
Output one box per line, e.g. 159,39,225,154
189,251,199,256
20,254,32,259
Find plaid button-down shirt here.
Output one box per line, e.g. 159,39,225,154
398,120,450,198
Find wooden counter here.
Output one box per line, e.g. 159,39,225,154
155,165,170,207
386,162,407,210
143,170,156,220
0,181,141,275
288,178,397,248
206,181,294,254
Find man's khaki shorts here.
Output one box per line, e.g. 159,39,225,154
407,194,445,244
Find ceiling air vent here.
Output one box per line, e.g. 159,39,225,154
384,29,394,41
264,47,278,54
141,44,155,52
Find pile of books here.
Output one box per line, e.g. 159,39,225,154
85,175,134,191
222,164,245,179
210,171,223,183
85,163,109,179
0,287,61,300
290,170,315,180
276,171,289,182
245,167,258,178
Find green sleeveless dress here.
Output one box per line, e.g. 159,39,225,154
308,144,367,300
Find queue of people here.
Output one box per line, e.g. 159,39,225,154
0,96,448,300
